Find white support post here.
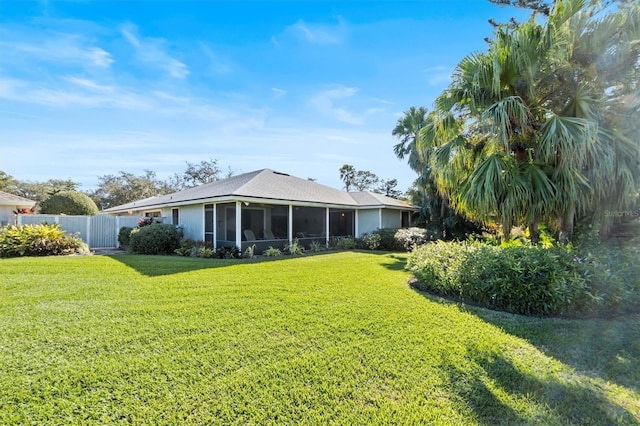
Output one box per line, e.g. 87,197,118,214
325,207,330,248
116,216,120,248
288,205,293,245
86,216,91,248
213,203,217,251
378,208,383,230
355,210,359,238
235,201,242,249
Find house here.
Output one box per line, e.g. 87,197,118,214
0,191,37,226
104,169,417,252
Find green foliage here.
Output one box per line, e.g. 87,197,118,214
308,240,324,253
38,190,99,216
128,223,181,255
372,228,400,251
406,240,640,318
244,244,257,259
118,226,133,249
285,239,305,255
263,246,282,257
214,246,241,259
0,224,89,258
359,233,381,250
197,246,214,258
394,227,433,251
173,238,198,256
335,236,357,250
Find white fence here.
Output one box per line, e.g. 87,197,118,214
17,214,142,248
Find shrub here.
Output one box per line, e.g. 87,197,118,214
174,238,197,256
128,223,181,255
309,240,324,253
335,236,357,250
372,228,400,251
360,233,381,250
394,227,432,252
244,244,257,259
0,224,89,258
39,191,99,216
285,239,305,255
215,246,241,259
118,227,133,249
263,246,282,257
198,246,215,258
406,241,591,317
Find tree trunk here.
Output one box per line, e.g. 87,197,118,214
529,216,540,244
559,203,575,244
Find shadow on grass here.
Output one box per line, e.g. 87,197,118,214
410,287,640,421
467,306,640,395
106,251,350,277
451,348,639,425
107,254,270,277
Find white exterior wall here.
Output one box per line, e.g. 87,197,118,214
357,209,380,237
382,209,402,229
1,206,15,226
178,204,204,241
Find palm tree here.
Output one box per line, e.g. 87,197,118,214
392,106,429,174
422,0,640,243
339,164,356,192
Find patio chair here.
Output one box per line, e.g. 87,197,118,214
243,229,257,241
264,229,275,239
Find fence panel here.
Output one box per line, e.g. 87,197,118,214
17,214,147,248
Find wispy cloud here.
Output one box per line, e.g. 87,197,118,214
275,16,347,46
121,23,190,79
424,65,452,87
309,86,363,125
1,33,113,68
200,43,235,75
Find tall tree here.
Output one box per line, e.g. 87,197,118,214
339,164,356,192
392,106,429,174
423,0,640,243
90,170,164,210
167,158,222,191
375,179,402,199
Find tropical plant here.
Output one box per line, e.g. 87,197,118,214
263,246,282,257
285,239,305,255
0,223,89,257
244,244,257,259
421,0,640,243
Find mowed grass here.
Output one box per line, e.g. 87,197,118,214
1,252,639,425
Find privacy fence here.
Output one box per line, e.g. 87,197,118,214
17,214,141,249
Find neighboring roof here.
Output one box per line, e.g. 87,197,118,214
0,191,37,207
105,169,415,213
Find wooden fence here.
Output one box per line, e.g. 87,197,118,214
17,214,142,248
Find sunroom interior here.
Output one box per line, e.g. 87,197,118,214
204,202,355,253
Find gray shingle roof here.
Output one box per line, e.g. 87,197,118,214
0,191,37,207
105,169,415,212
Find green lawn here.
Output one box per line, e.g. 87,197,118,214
1,252,638,425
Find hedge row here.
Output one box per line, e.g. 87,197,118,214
406,241,640,318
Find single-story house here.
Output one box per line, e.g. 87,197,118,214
0,191,36,226
104,169,417,252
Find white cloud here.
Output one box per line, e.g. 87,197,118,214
200,43,235,75
2,35,113,68
424,65,452,87
309,86,363,125
121,23,190,79
276,16,347,46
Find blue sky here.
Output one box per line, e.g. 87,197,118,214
0,1,529,193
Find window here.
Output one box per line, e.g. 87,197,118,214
145,211,161,217
172,208,179,225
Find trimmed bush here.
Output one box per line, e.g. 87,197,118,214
372,228,400,251
394,227,433,251
407,242,580,316
118,227,133,249
39,191,99,216
335,236,357,250
360,233,381,250
0,224,89,257
128,223,181,255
